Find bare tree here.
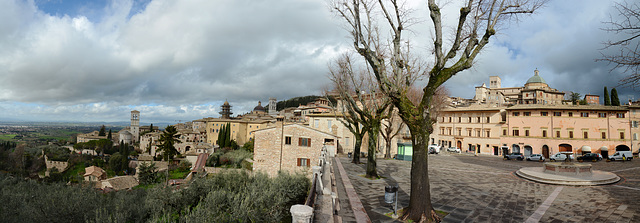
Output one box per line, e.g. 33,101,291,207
332,0,545,221
600,1,640,87
329,53,390,178
380,107,404,159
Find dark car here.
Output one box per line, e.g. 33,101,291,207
504,152,524,160
577,153,602,162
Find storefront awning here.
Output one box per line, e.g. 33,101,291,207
581,146,592,152
600,146,608,151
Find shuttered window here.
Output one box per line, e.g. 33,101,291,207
298,138,311,147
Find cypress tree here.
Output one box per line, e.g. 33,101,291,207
611,88,621,106
107,129,112,140
225,123,232,147
604,87,611,106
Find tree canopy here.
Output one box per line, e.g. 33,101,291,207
157,125,180,161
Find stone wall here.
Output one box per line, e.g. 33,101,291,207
253,122,336,177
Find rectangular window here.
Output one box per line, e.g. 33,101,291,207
477,130,481,137
569,131,574,138
285,136,292,145
468,129,472,136
468,117,472,123
328,120,332,129
314,119,319,128
486,117,490,123
449,117,452,122
634,133,638,141
525,130,530,137
524,112,531,116
556,131,561,138
541,112,548,116
486,130,490,137
297,158,310,167
581,112,589,117
458,129,462,136
502,129,507,136
513,129,519,136
620,132,625,139
583,132,588,139
542,130,547,138
513,112,520,116
602,132,606,139
617,113,626,118
345,137,350,146
477,117,481,123
633,121,639,128
554,112,561,116
568,112,573,117
599,113,606,118
458,117,462,123
299,138,311,147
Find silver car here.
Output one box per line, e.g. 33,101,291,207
527,154,545,161
447,147,461,153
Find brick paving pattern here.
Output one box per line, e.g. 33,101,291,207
336,153,640,223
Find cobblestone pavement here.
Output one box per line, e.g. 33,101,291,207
337,153,640,223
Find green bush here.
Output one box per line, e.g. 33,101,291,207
220,149,252,168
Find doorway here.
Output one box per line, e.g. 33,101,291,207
542,145,549,159
524,145,533,157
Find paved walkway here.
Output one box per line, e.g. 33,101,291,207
335,153,640,223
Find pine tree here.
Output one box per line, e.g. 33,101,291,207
98,125,106,136
611,88,621,106
604,87,611,106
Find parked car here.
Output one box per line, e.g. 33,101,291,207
447,147,461,153
549,153,574,161
609,151,633,161
504,152,524,160
577,153,601,162
526,154,545,161
428,144,441,154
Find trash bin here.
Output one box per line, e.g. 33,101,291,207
348,152,352,158
384,185,398,204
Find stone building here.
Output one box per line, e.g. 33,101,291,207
474,70,565,106
76,131,107,143
83,166,107,182
501,104,631,158
204,101,275,147
584,94,601,105
431,105,506,155
253,118,337,177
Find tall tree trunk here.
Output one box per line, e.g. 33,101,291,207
366,125,380,178
352,134,363,164
384,138,392,159
402,121,439,222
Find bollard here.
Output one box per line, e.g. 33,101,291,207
290,204,313,223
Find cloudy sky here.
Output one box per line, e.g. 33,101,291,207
0,0,637,124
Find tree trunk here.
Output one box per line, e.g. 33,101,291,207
384,138,392,159
366,126,380,178
352,134,363,164
401,121,440,222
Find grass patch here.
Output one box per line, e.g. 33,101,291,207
0,134,17,141
358,174,385,180
384,208,449,222
168,169,190,179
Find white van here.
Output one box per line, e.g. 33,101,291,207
608,151,633,161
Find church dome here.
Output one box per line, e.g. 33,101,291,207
526,69,546,84
253,101,265,112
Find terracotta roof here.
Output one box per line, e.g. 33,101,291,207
506,104,628,111
102,176,139,191
84,166,106,178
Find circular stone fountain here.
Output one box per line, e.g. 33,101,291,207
516,152,620,186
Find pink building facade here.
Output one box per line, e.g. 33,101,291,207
501,105,631,158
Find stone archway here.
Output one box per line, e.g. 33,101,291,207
616,145,631,152
524,145,533,157
542,145,549,159
512,144,521,153
559,144,573,153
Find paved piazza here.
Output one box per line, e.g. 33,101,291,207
337,153,640,223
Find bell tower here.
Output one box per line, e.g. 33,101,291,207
131,110,140,142
269,97,277,116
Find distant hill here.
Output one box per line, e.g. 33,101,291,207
275,95,336,111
